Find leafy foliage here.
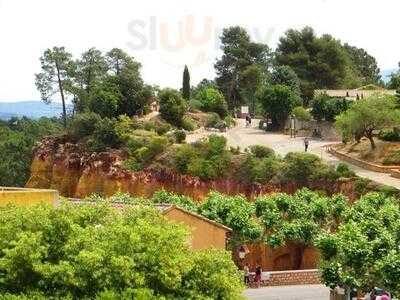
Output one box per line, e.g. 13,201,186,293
257,85,301,129
199,192,263,245
317,193,400,294
292,106,311,122
195,87,228,117
336,94,400,148
255,188,348,269
172,135,232,180
311,93,351,122
159,88,187,127
0,203,244,299
0,117,62,187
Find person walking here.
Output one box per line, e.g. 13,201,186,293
255,265,262,288
243,263,250,286
304,137,309,152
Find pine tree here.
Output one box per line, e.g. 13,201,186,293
182,65,191,101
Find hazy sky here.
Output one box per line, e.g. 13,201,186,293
0,0,399,102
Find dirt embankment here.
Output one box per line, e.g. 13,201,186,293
26,137,361,200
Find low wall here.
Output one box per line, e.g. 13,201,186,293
258,269,321,287
0,187,59,207
327,147,400,177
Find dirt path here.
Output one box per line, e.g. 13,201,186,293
187,119,400,189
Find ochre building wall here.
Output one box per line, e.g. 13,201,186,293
0,187,59,207
163,208,228,250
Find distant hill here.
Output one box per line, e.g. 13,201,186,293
0,101,72,120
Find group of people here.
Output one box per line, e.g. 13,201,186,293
243,263,262,288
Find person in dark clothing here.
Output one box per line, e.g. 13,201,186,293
255,265,262,288
304,137,309,152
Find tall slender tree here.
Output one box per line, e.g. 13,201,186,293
182,65,191,101
35,47,75,128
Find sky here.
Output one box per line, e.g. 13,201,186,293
0,0,399,102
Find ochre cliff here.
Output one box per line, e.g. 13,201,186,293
27,137,359,201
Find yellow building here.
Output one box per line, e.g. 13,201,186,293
156,204,232,250
0,187,59,207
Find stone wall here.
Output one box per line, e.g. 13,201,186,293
256,269,321,287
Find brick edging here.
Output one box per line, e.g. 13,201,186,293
251,269,321,287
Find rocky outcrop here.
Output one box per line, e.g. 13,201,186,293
27,137,359,200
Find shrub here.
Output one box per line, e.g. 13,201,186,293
205,113,221,128
87,118,121,152
292,106,311,122
181,116,197,131
383,150,400,165
195,87,228,117
151,190,198,212
67,112,102,140
235,154,281,184
174,130,186,143
159,88,187,127
224,115,236,128
172,135,232,180
311,94,351,122
249,145,275,159
378,129,400,142
280,152,325,185
336,163,356,177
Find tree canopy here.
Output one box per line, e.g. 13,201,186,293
336,94,400,148
317,192,400,295
215,26,271,111
0,202,244,299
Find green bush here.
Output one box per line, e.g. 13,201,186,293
292,106,311,122
151,190,198,212
195,87,228,117
159,88,187,127
335,163,356,177
249,145,275,159
172,135,232,180
173,130,186,143
0,203,244,299
383,150,400,165
378,129,400,142
205,113,221,128
181,116,197,131
224,115,236,128
67,112,102,140
235,154,281,184
311,94,351,122
87,118,122,152
281,152,326,185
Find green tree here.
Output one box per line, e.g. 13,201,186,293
106,48,151,116
182,65,191,101
0,203,244,299
88,78,121,118
270,65,301,97
35,47,75,127
73,48,108,112
343,43,381,85
257,85,300,129
255,188,348,269
317,192,400,294
336,94,400,149
215,26,271,110
240,65,265,115
199,192,263,246
195,87,228,117
276,27,348,103
159,88,187,127
0,118,62,187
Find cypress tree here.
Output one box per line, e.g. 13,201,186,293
182,65,191,101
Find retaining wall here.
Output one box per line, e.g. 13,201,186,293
257,269,321,287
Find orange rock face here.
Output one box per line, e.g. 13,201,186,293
27,137,359,201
